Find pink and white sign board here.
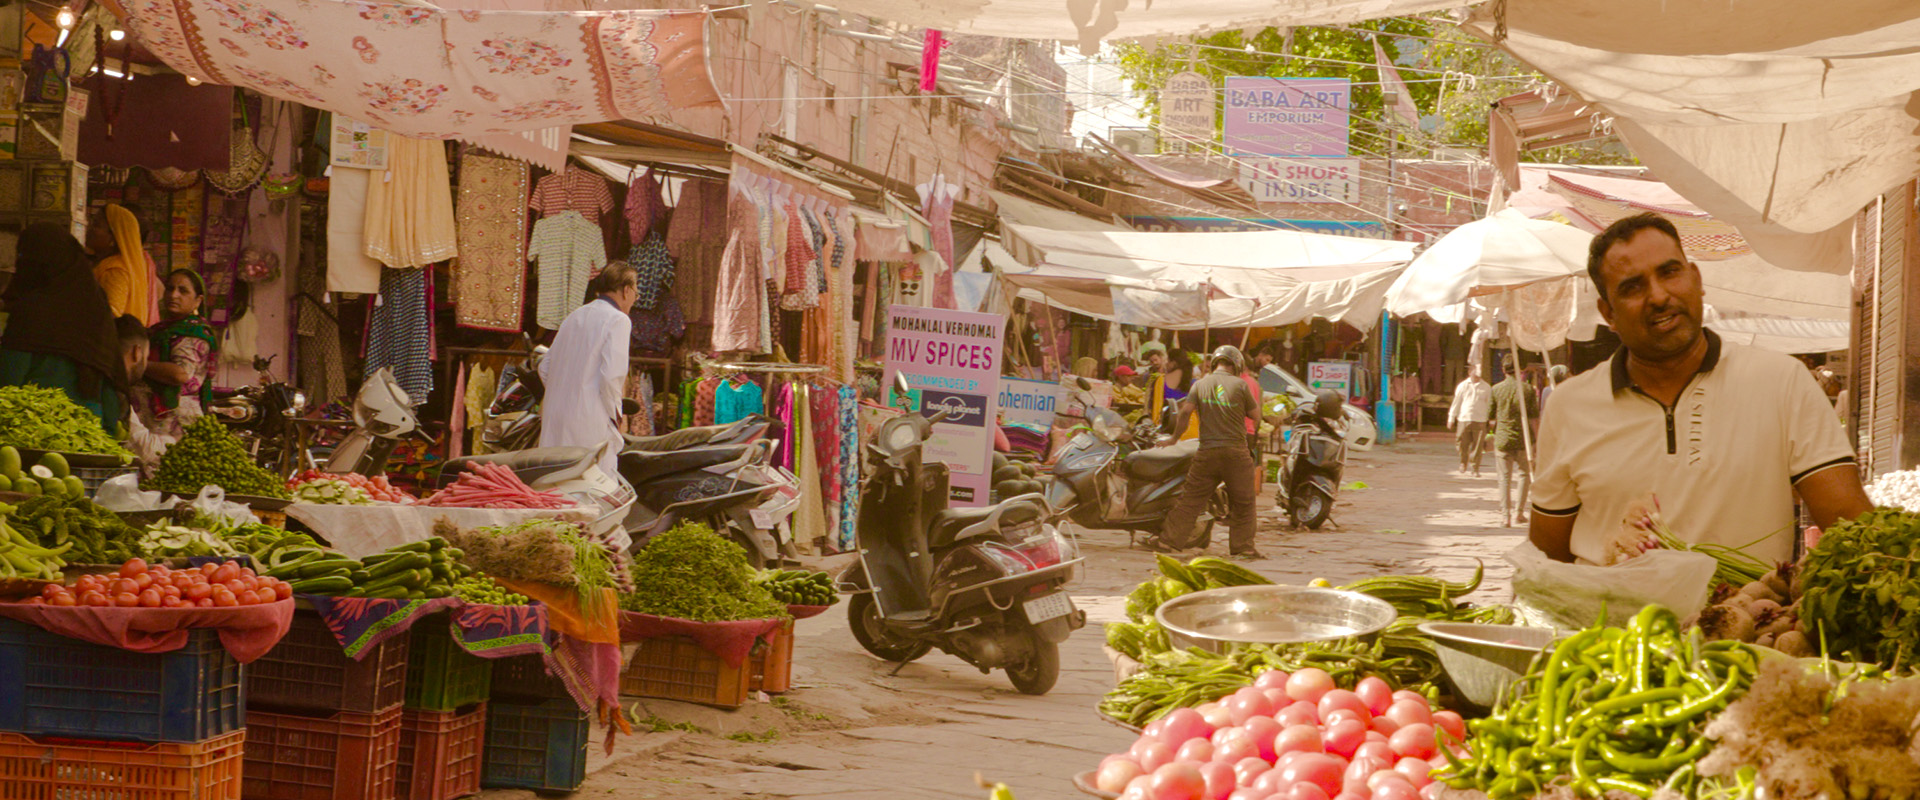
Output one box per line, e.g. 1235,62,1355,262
883,305,1005,507
1223,77,1351,157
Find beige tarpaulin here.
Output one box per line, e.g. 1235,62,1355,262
1468,1,1920,272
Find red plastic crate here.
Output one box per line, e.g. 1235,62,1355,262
397,704,486,800
619,635,750,708
243,705,401,800
248,610,411,714
0,728,245,800
750,619,795,694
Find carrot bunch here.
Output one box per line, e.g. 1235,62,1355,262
423,463,573,509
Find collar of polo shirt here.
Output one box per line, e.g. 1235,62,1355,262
1609,329,1723,395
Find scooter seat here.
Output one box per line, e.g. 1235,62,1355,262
440,447,593,489
624,415,767,452
619,444,755,485
1124,439,1199,482
928,500,1043,548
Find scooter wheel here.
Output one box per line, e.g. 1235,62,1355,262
1295,492,1331,530
1006,627,1060,695
848,594,932,664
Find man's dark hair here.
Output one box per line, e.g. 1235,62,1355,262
1587,212,1685,300
115,314,147,349
587,261,638,297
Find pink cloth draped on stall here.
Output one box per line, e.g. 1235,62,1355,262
120,0,721,139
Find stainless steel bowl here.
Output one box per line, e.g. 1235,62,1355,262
1418,621,1558,711
1154,586,1397,654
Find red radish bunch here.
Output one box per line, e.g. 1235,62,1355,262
289,470,416,504
1093,669,1467,800
423,463,574,509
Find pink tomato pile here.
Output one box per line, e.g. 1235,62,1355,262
1093,669,1466,800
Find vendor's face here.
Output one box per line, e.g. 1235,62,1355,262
1147,352,1166,371
1115,373,1135,387
85,214,113,253
161,274,200,319
1597,228,1705,361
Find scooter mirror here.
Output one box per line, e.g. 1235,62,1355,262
621,398,642,416
1077,377,1093,391
892,373,913,410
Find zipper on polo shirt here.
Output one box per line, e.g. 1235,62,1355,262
1630,388,1679,455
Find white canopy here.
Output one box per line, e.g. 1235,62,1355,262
1384,209,1593,318
1468,1,1920,274
996,222,1415,330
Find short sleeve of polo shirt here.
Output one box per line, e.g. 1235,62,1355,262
1530,390,1579,516
1786,368,1857,483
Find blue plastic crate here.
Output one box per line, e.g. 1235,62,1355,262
480,698,588,792
0,617,245,743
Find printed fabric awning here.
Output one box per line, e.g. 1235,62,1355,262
111,0,722,139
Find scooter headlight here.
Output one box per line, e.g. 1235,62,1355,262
881,417,919,453
1059,450,1111,472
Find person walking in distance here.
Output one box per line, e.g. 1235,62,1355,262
1490,355,1538,527
1154,346,1263,559
538,262,639,478
1448,365,1492,476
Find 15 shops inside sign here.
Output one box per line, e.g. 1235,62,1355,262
1236,158,1361,204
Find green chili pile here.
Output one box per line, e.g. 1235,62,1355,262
0,386,132,456
1440,605,1758,799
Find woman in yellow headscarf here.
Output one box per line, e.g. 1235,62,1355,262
86,203,153,325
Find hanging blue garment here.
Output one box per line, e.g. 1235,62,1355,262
714,377,765,424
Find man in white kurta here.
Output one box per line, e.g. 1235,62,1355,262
538,263,637,477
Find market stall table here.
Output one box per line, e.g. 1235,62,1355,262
284,503,597,558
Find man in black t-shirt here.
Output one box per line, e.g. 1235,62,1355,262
1154,346,1263,559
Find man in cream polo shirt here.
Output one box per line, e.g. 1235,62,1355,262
1531,213,1870,566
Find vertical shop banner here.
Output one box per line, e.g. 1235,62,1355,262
883,305,1005,506
1223,77,1351,157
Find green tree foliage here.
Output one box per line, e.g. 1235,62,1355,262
1113,19,1636,165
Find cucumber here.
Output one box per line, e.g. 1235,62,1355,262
364,567,428,591
267,547,322,569
287,575,354,594
296,558,361,579
347,569,371,584
362,585,410,599
360,552,403,566
393,540,436,554
424,584,452,598
366,552,429,580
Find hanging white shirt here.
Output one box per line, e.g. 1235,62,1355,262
538,297,631,477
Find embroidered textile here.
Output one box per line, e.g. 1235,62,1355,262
529,211,607,330
664,179,726,326
630,288,684,355
454,151,529,331
531,166,614,225
715,377,764,425
122,3,722,139
363,136,459,269
837,385,859,552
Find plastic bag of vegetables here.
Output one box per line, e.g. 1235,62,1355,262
1506,540,1717,629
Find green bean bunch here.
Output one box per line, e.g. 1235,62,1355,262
1440,605,1759,800
1099,637,1436,729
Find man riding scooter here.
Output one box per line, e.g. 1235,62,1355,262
1151,346,1263,560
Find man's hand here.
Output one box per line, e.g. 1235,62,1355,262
1796,463,1873,530
1529,511,1578,563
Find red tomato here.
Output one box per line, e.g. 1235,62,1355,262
74,575,101,592
1384,700,1433,729
1275,724,1324,757
162,597,185,608
223,580,249,596
23,596,45,605
1429,711,1466,745
40,583,62,598
110,578,137,596
240,567,257,579
161,585,181,599
137,589,162,608
1388,724,1437,761
1318,689,1370,722
271,582,292,600
119,558,148,578
1324,719,1368,759
170,574,195,590
50,593,76,607
113,592,140,607
199,563,219,576
1280,754,1346,797
211,563,240,584
194,597,214,608
185,582,213,600
79,590,109,606
1354,677,1394,716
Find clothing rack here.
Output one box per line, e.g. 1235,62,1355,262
710,361,827,375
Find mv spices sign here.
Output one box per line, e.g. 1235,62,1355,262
883,305,1006,506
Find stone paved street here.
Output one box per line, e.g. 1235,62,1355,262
476,436,1525,800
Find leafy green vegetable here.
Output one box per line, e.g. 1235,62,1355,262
0,385,132,456
618,522,787,622
150,416,289,498
1801,507,1920,668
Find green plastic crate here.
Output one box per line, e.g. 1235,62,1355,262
404,620,491,712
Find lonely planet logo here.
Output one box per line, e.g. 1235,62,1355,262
919,390,987,427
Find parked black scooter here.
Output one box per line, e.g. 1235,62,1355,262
209,355,311,480
1277,391,1349,530
618,439,798,567
839,375,1086,695
1045,380,1225,549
